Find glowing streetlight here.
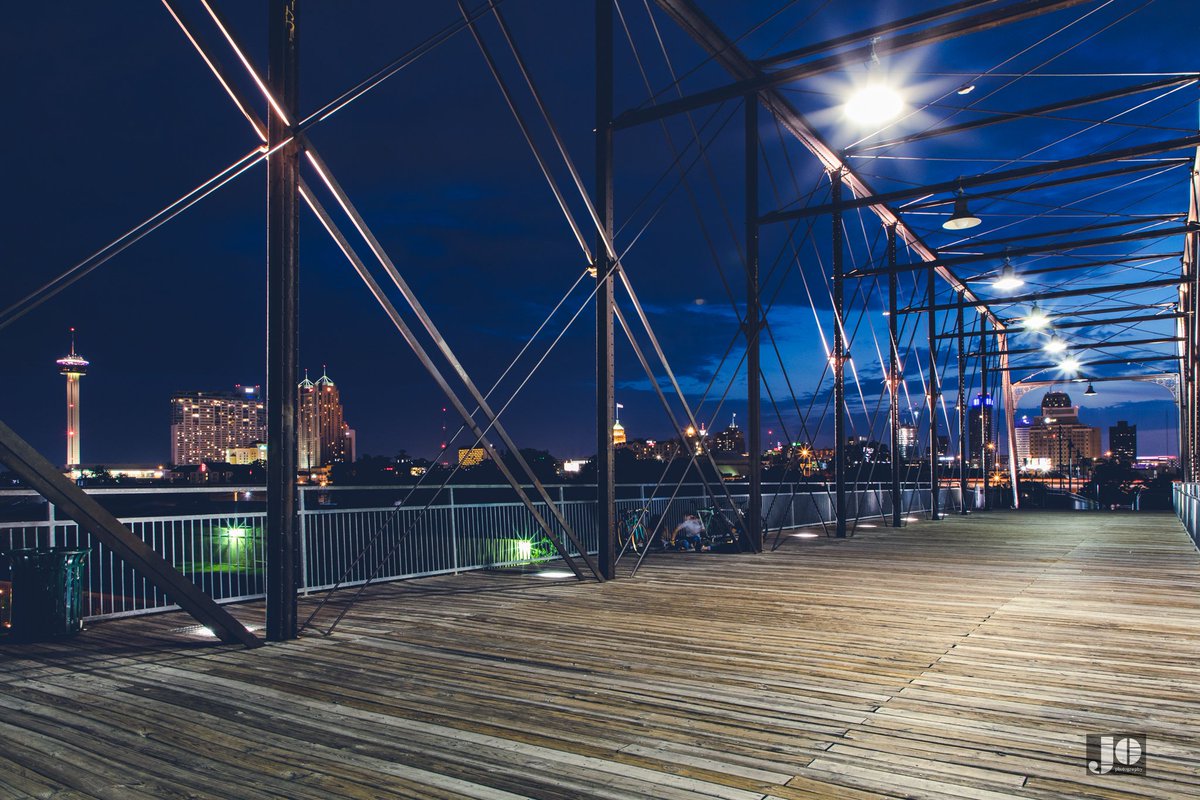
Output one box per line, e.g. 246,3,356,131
1024,305,1049,330
1043,337,1068,354
992,258,1024,292
844,37,903,125
846,84,904,124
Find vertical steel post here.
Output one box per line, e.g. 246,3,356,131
887,225,901,527
832,169,847,538
979,315,992,511
745,97,762,551
999,331,1020,508
957,294,969,514
266,0,299,641
927,265,940,520
595,0,616,579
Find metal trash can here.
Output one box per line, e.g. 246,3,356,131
7,548,90,641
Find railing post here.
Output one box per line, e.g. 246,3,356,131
449,486,459,574
47,501,57,548
297,487,308,595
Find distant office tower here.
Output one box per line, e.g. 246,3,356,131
170,385,265,465
968,393,994,465
896,424,918,461
1013,414,1033,467
298,367,352,469
1027,391,1101,468
56,329,89,469
1109,420,1137,461
713,414,745,453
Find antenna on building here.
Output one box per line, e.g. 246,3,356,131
440,406,448,465
731,412,737,428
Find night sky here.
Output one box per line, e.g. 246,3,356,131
3,1,1192,466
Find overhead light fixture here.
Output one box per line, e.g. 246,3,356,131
942,188,981,231
1084,381,1097,396
845,37,904,125
1059,356,1081,374
956,84,976,95
1044,337,1068,354
1024,304,1049,330
992,257,1024,292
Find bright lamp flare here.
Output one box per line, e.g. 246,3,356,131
992,262,1024,292
1044,338,1068,354
845,83,904,124
1059,356,1081,374
1024,305,1049,330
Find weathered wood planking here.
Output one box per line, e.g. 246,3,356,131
1,510,1199,799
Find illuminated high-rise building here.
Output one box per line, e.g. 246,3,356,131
56,329,89,469
713,413,745,454
612,402,627,446
298,367,352,469
968,393,994,465
170,385,264,465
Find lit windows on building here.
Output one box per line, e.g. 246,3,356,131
170,385,264,465
457,447,488,467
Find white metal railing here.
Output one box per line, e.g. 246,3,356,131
0,481,959,621
1174,482,1200,547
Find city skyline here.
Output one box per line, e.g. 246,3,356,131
7,3,1186,470
31,334,1180,467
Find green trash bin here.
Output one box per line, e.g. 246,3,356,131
7,548,90,641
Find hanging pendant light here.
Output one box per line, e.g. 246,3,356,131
943,188,981,231
845,38,904,125
992,256,1024,292
1084,381,1097,396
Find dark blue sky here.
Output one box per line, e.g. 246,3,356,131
3,1,1192,466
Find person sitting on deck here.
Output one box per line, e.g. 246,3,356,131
670,514,708,552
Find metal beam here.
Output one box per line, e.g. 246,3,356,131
853,76,1198,153
902,276,1184,315
928,264,941,520
999,330,1020,508
955,253,1182,282
938,214,1185,252
935,311,1184,339
596,0,616,579
970,335,1184,358
833,170,847,538
0,418,259,647
887,225,902,527
957,296,969,514
265,0,299,642
998,354,1181,372
745,97,763,551
851,224,1196,279
620,0,1094,130
650,0,1005,331
766,134,1200,223
980,316,991,511
898,160,1190,213
758,0,1003,66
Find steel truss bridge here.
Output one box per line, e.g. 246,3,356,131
2,1,1197,648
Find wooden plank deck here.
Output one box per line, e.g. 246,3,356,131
2,510,1200,799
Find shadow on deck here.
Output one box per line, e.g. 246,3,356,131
2,511,1199,799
